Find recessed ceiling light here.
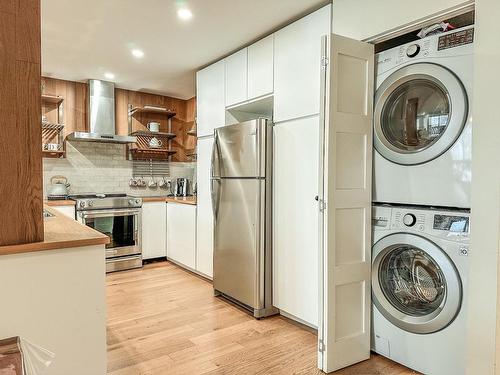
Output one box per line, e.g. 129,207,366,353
131,49,144,58
177,8,193,20
104,72,115,80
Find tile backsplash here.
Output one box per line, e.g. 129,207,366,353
43,142,196,197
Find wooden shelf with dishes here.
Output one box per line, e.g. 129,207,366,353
128,106,176,118
127,104,180,161
41,93,65,158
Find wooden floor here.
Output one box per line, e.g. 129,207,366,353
107,262,417,374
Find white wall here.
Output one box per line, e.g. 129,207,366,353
332,0,472,40
0,245,107,375
466,0,500,373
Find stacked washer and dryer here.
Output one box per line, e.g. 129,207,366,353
371,25,474,375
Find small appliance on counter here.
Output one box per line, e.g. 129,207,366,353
47,175,70,200
170,178,191,197
70,193,143,273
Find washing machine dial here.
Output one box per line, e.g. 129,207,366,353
403,213,417,227
406,44,421,58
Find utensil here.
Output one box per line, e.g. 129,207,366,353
147,121,160,132
148,178,158,189
47,175,70,197
149,137,162,148
129,178,138,187
46,143,59,151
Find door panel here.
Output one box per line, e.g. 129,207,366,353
213,178,261,308
319,34,374,372
167,203,196,269
142,202,167,260
215,120,266,178
196,61,225,137
196,137,214,278
273,117,319,327
248,35,274,99
225,48,248,106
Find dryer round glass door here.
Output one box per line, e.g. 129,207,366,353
374,62,468,165
372,233,462,334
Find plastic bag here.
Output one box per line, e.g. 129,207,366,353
19,339,54,375
417,22,455,38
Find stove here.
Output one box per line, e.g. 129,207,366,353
69,193,142,211
71,193,143,273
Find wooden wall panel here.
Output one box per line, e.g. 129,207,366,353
42,77,196,162
0,0,43,246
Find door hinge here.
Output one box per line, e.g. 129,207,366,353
321,56,329,69
318,339,325,353
318,198,326,212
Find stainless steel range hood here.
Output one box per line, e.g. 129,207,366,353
66,80,136,144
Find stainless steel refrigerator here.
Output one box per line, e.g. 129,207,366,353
211,119,277,318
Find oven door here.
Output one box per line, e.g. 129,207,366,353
78,208,141,258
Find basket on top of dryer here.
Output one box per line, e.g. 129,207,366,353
373,25,474,209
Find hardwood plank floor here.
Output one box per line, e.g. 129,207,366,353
107,261,417,374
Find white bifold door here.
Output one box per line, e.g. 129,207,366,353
318,34,374,372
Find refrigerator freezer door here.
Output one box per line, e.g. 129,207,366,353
213,178,265,309
214,119,267,178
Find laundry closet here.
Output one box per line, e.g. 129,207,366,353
317,4,476,374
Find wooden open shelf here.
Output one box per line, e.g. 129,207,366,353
42,150,65,158
130,130,176,140
187,128,197,136
129,148,177,160
41,94,64,105
129,106,176,118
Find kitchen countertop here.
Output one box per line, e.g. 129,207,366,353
0,206,109,256
140,196,197,205
44,199,76,206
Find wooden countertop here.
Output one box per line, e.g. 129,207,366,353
0,206,109,256
44,199,76,206
140,196,197,205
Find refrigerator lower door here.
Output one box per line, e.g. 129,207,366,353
213,178,265,311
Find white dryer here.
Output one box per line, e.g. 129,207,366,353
373,26,474,208
371,204,470,375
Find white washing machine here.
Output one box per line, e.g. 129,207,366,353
373,26,474,209
371,204,470,375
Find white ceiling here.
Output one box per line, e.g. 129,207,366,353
41,0,327,100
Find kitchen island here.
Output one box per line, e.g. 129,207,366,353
0,207,109,375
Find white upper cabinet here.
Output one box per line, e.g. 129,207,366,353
196,137,214,278
142,201,167,260
225,49,248,107
197,60,225,137
273,5,332,123
247,35,274,100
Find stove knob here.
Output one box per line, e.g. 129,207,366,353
79,201,86,208
129,199,140,206
406,44,421,58
403,213,417,227
135,199,141,205
87,200,94,207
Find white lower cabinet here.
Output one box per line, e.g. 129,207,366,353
196,137,214,278
51,205,76,219
141,201,167,260
273,116,320,327
167,203,196,269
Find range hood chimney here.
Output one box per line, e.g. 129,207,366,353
66,79,136,144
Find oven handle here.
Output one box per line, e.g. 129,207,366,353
78,208,141,220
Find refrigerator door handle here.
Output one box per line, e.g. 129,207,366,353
211,131,221,179
210,178,220,221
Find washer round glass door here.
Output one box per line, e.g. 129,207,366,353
374,63,468,165
372,233,462,334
